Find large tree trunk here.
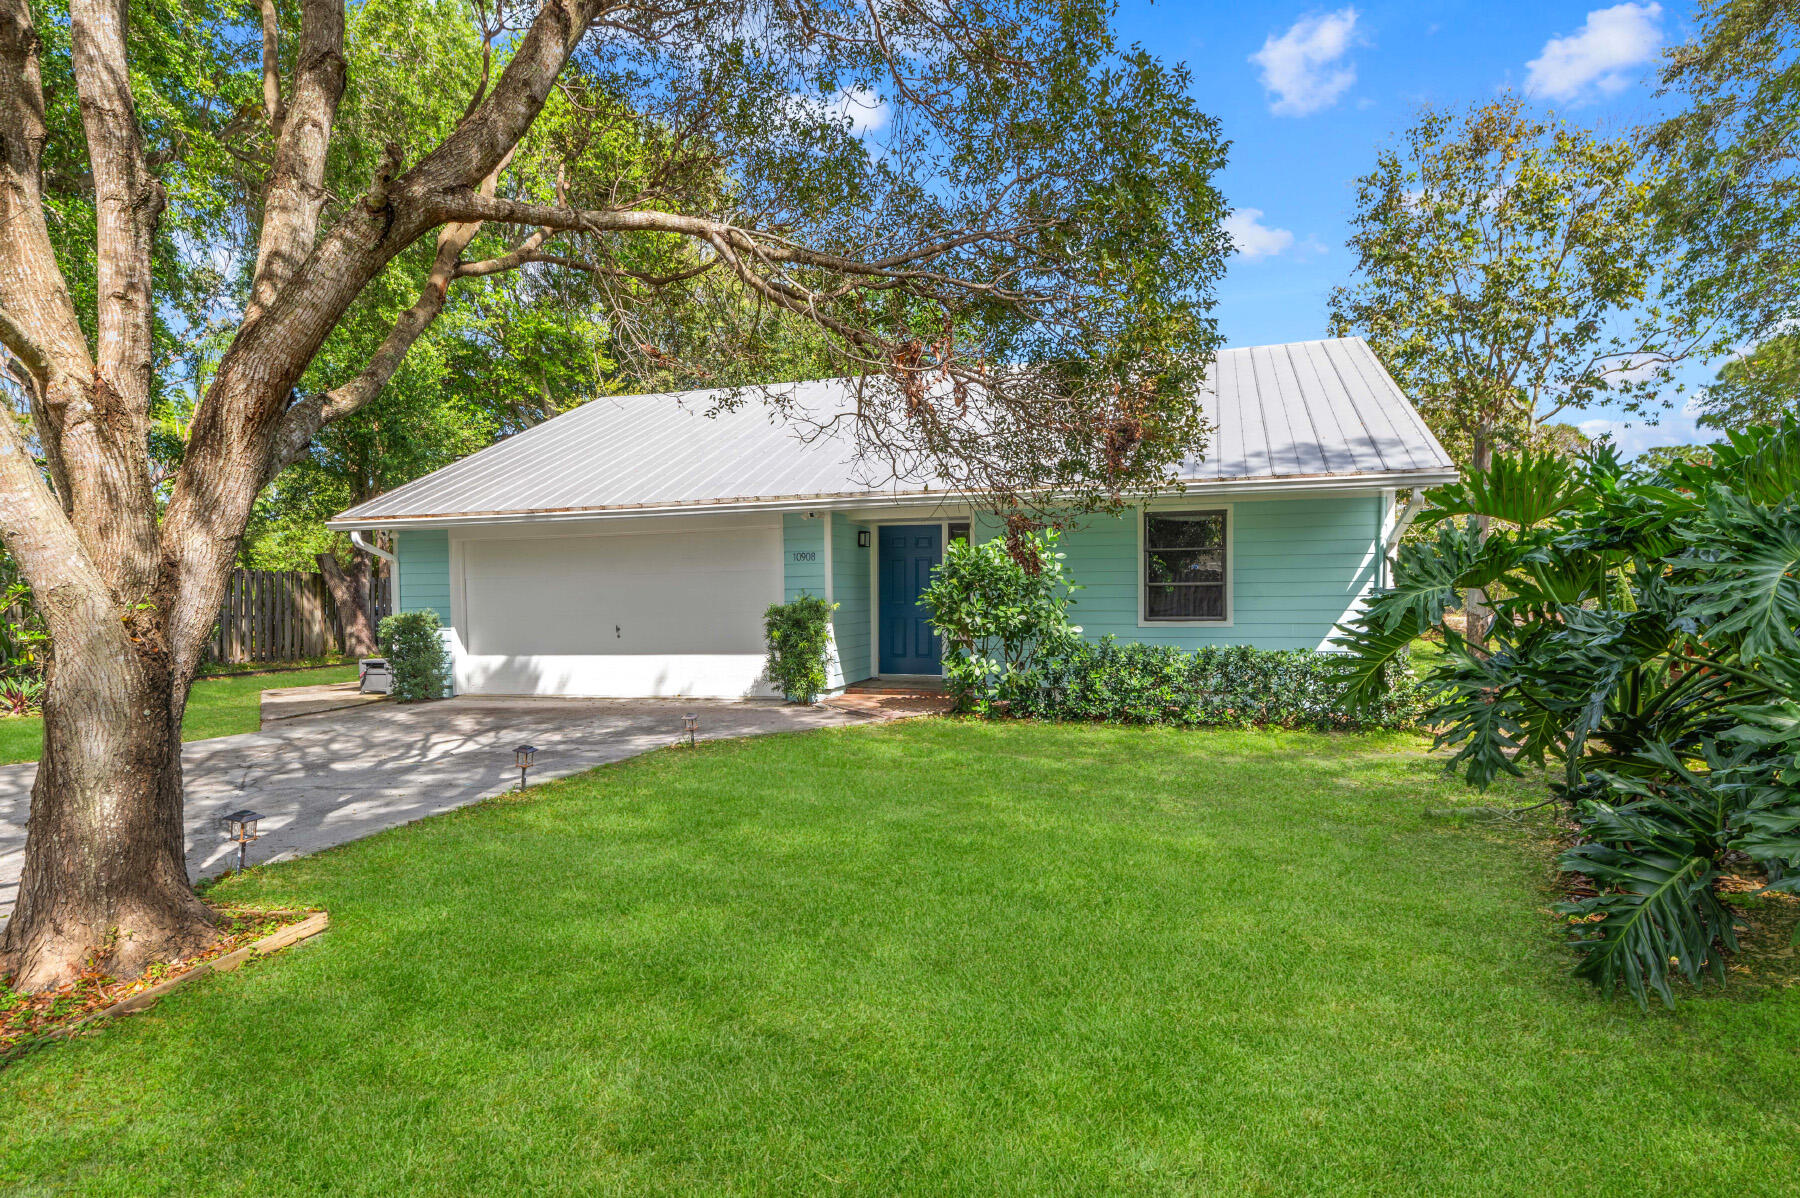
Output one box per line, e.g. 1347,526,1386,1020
318,550,378,657
0,0,606,992
1464,426,1494,647
0,603,213,992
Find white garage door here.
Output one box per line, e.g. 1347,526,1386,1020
455,522,782,697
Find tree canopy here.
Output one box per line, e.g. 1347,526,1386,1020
1328,96,1698,473
1648,0,1800,363
1695,329,1800,432
0,0,1234,990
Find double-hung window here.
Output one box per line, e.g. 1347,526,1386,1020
1142,509,1228,621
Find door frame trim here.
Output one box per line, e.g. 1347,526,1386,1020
869,519,952,678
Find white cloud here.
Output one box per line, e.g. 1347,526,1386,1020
1524,3,1663,103
787,85,891,141
830,85,890,137
1578,404,1703,460
1250,8,1362,117
1225,208,1296,259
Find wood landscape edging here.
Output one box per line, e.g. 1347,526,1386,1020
59,910,330,1033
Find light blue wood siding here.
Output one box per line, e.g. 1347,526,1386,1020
1048,496,1383,651
831,514,873,684
396,530,452,623
781,514,826,601
783,513,873,687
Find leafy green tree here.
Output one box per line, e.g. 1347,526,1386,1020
1333,427,1800,1007
0,0,1231,989
1647,0,1800,360
1534,421,1593,458
1329,96,1701,639
1696,330,1800,429
1634,442,1716,472
1329,96,1696,476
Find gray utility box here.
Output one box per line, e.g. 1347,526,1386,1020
359,657,393,694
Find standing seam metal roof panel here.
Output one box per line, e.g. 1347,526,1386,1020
330,337,1456,526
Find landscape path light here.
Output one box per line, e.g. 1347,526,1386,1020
682,712,699,747
514,743,538,791
220,809,263,872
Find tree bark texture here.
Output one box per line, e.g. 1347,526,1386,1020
4,620,213,987
317,551,377,658
0,0,606,990
1464,426,1494,647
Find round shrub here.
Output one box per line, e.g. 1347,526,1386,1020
378,609,451,702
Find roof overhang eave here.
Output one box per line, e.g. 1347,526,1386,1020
325,466,1462,532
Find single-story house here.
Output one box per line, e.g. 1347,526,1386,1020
326,336,1457,698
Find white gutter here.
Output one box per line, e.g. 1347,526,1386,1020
326,468,1463,533
349,528,397,565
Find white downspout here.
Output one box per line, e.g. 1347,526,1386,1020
349,528,398,617
1384,494,1428,583
349,528,396,566
1387,493,1428,553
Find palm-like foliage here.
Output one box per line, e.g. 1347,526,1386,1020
1334,420,1800,1007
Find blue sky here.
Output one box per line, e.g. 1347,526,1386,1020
1103,0,1709,456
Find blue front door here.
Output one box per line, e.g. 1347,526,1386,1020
879,525,942,675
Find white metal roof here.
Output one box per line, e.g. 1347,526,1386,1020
328,337,1456,529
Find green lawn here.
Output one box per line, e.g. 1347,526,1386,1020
2,721,1796,1195
0,664,358,764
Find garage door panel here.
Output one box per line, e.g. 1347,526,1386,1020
461,525,780,656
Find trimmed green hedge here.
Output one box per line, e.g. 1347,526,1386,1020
1007,638,1429,731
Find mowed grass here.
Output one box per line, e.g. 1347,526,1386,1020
2,720,1797,1196
0,664,358,765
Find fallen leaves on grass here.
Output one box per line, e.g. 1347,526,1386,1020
0,907,311,1059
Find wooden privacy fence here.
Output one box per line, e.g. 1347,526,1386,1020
206,568,392,665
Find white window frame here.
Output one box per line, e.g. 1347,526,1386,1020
1137,502,1234,628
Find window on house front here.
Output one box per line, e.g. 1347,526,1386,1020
948,521,971,544
1143,510,1228,621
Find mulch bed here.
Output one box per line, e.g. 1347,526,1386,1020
0,907,323,1061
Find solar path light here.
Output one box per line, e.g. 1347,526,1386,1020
514,743,538,791
682,712,699,747
220,809,263,871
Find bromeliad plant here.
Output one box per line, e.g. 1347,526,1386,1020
1334,423,1800,1008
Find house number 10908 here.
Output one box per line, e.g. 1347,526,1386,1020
790,551,818,562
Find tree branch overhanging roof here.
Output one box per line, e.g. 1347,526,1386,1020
328,337,1458,529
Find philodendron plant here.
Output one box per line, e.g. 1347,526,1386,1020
1333,423,1800,1008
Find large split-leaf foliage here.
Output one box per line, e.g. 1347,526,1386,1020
1334,423,1800,1008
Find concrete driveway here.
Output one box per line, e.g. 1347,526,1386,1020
0,697,862,924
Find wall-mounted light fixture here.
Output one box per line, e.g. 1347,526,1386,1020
856,529,871,548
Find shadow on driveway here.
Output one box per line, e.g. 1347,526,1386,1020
0,697,864,925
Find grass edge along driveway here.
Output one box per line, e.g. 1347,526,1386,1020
0,663,358,765
3,719,1796,1196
